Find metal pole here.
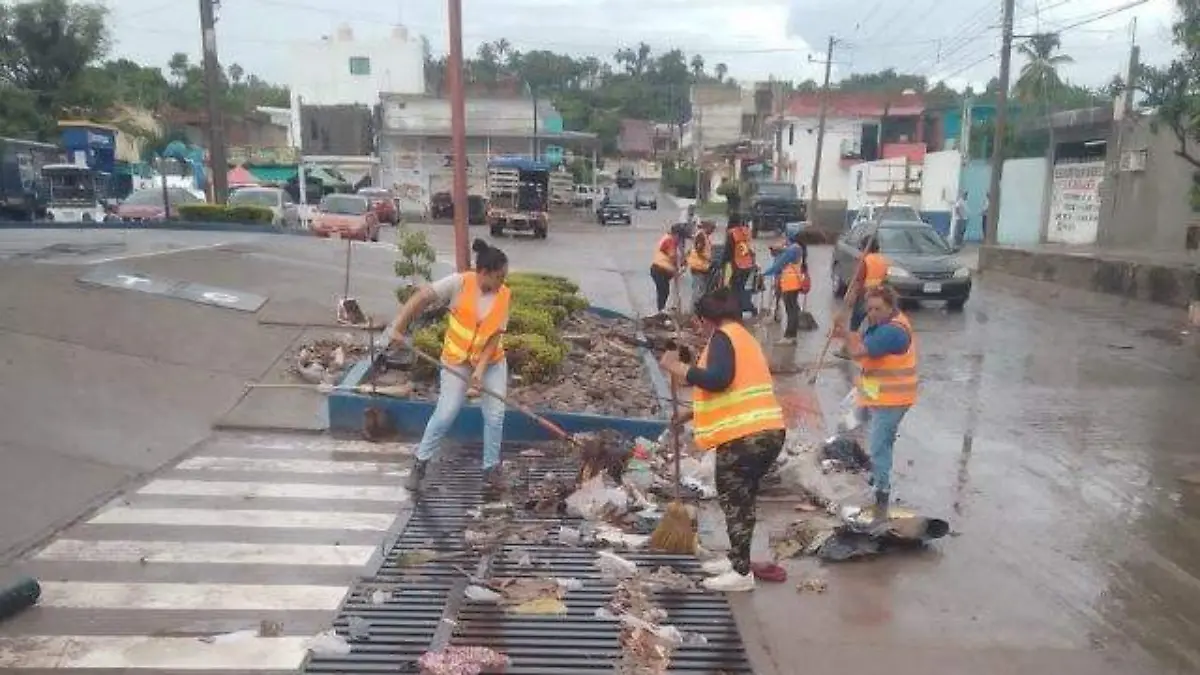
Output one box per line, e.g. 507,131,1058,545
199,0,229,204
693,94,703,202
531,85,539,158
985,0,1015,245
810,35,836,230
158,157,171,219
446,0,470,272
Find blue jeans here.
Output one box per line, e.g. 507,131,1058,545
859,405,909,494
416,360,507,470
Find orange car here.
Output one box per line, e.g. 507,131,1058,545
311,194,381,241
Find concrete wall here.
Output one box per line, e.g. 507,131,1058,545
380,95,561,137
778,117,859,202
298,105,374,156
379,135,534,208
996,157,1048,246
288,25,424,107
960,161,991,243
920,150,961,233
1099,118,1200,252
1046,160,1104,245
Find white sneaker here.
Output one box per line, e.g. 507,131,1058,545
700,557,733,576
702,570,756,592
777,337,796,345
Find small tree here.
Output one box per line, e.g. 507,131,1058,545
394,225,436,304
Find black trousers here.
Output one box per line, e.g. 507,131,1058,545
782,290,801,338
730,268,757,316
650,265,673,313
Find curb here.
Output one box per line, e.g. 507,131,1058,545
0,220,293,235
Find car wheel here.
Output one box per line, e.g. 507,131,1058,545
946,298,967,312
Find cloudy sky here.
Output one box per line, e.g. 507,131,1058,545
105,0,1178,91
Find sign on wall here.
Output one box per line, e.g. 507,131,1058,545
1047,161,1105,245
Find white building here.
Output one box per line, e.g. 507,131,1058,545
287,24,425,144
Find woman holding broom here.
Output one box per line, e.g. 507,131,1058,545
659,288,786,592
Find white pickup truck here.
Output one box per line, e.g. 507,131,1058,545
570,184,601,208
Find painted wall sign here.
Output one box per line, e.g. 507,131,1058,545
1047,161,1105,245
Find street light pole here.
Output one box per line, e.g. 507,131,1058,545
446,0,470,272
985,0,1016,245
809,36,837,230
199,0,229,204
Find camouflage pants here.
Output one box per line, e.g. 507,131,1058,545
715,429,786,576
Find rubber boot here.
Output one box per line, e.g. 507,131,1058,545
871,490,890,527
405,460,428,492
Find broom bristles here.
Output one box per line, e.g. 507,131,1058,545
649,501,696,554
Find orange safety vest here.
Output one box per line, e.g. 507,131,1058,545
855,312,918,408
441,272,510,366
862,252,890,289
729,226,755,270
687,232,711,273
691,322,786,450
652,234,677,273
780,261,810,293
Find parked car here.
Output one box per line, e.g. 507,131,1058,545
429,191,487,224
747,181,805,237
357,187,398,224
831,220,972,311
849,202,926,230
634,191,657,210
311,194,380,241
615,166,636,189
116,187,203,222
227,187,300,227
597,190,633,226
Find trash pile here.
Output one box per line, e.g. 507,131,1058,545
292,334,366,384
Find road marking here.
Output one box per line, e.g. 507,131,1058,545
88,506,396,531
35,539,377,566
37,581,347,611
0,635,309,670
175,456,409,475
204,437,415,454
137,479,409,502
87,241,232,265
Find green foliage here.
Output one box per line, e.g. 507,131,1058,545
507,271,580,295
394,227,437,286
177,204,274,224
715,179,740,199
508,305,558,340
505,333,567,383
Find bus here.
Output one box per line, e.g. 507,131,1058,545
0,137,60,220
42,164,112,223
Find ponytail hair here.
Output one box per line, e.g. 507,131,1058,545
472,238,508,272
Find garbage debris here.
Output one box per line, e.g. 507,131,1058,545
417,646,510,675
819,434,872,473
510,595,568,615
492,577,562,606
347,616,371,641
770,507,950,563
293,335,366,385
555,577,584,591
557,525,582,546
796,577,828,593
396,549,440,567
566,474,630,521
304,629,351,656
641,566,695,592
464,585,503,603
596,550,639,579
258,620,284,637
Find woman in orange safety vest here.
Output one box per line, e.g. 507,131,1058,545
847,237,890,332
390,239,511,494
661,288,786,593
687,220,717,312
650,225,683,317
761,230,810,344
719,216,759,318
832,284,918,523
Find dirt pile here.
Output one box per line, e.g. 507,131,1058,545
292,334,367,384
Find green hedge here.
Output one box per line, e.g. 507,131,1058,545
177,204,275,224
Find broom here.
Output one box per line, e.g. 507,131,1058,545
649,375,696,554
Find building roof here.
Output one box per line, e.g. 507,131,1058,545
783,92,925,118
618,119,654,155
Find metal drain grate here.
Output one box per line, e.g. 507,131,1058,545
305,447,754,674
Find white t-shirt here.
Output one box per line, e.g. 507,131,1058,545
430,272,509,330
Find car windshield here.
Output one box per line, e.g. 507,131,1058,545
123,190,166,206
609,192,633,204
321,195,369,215
756,183,797,199
874,206,922,222
229,190,278,208
877,227,952,255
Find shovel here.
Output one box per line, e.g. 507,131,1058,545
336,237,368,325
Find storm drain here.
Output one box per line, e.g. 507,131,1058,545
304,448,754,674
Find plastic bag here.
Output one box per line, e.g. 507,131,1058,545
464,585,502,603
304,629,351,656
595,550,638,579
566,475,629,521
623,437,657,490
837,392,865,433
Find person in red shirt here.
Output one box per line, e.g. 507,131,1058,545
650,225,683,316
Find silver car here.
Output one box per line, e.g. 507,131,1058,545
228,187,300,227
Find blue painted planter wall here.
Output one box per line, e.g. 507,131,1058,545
327,306,671,442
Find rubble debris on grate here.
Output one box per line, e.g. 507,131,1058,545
604,572,709,674
396,549,442,567
491,577,562,606
521,470,575,515
574,429,634,485
796,577,828,594
304,629,351,657
417,645,510,675
640,566,696,592
292,334,366,384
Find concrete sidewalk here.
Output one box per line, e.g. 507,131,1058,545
980,243,1199,312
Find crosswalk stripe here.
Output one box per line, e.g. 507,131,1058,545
37,581,348,611
208,437,414,455
88,506,396,531
35,539,377,566
0,635,309,670
175,456,409,475
137,478,409,502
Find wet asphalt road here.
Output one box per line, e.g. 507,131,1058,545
1,192,1199,673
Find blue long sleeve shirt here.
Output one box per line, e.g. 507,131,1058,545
684,330,735,392
861,316,911,358
762,243,805,278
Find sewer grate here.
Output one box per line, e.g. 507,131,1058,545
305,447,754,674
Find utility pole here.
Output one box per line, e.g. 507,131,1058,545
446,0,470,271
694,90,704,203
960,95,973,165
984,0,1015,245
530,83,539,158
199,0,229,204
809,36,837,230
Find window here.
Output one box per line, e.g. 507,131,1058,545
349,56,371,76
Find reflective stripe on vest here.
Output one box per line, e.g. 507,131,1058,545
730,226,754,270
855,311,918,408
863,253,890,288
779,262,808,292
687,232,711,272
692,323,786,450
653,234,676,273
441,272,510,366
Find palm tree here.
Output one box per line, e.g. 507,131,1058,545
690,54,705,80
714,62,728,83
1014,33,1073,103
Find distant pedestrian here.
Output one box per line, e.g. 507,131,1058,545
761,230,810,343
687,219,717,311
980,193,990,241
951,191,968,247
719,215,758,319
650,224,683,317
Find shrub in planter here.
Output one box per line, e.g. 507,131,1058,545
508,305,558,341
505,333,567,383
177,204,274,223
507,272,580,295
